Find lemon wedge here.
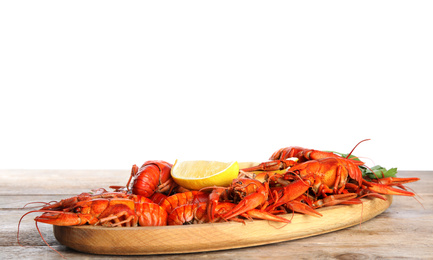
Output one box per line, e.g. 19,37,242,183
171,160,239,190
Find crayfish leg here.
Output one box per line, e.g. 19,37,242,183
286,200,322,217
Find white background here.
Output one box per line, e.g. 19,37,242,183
1,1,432,171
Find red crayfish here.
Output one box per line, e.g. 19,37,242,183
125,160,177,197
242,139,419,215
18,140,420,258
18,191,168,258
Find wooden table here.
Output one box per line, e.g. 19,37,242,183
1,170,431,259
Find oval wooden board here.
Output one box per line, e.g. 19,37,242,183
53,195,392,255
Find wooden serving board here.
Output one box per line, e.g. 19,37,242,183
53,195,392,255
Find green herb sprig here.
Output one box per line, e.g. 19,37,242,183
360,165,398,179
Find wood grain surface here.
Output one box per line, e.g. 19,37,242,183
2,170,431,259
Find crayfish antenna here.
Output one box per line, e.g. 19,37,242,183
35,221,66,258
359,200,364,229
18,210,66,258
22,201,52,209
266,218,291,230
346,139,370,159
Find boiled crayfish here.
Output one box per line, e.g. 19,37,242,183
18,140,420,258
126,160,177,197
243,139,419,215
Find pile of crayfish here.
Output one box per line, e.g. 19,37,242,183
19,140,420,230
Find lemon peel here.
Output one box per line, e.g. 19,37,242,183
171,160,239,190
